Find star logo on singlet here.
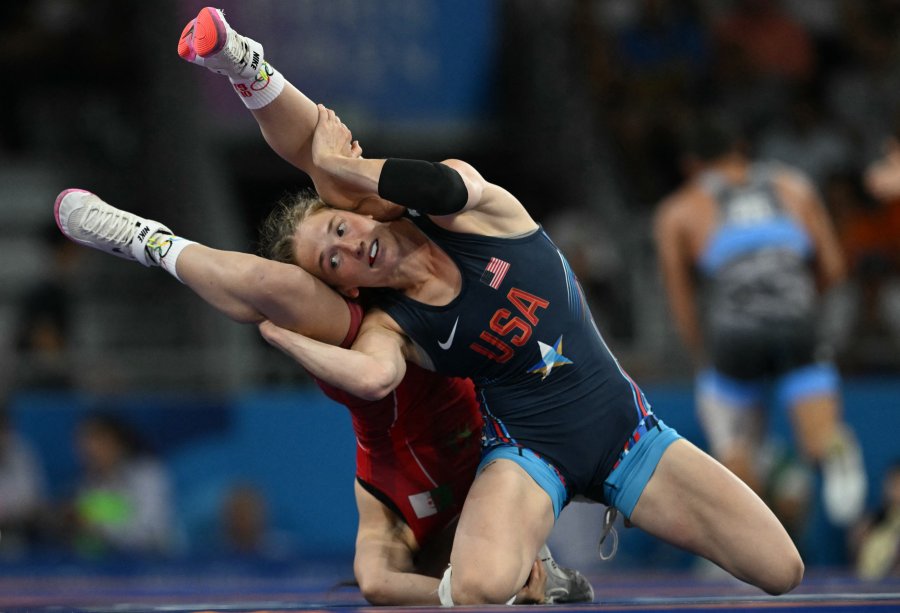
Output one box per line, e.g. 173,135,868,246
527,335,572,380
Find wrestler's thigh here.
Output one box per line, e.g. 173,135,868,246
450,459,554,598
629,439,801,592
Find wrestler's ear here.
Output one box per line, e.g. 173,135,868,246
337,285,360,299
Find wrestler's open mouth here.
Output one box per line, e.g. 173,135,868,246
369,239,379,267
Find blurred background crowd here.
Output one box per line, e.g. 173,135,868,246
0,0,899,582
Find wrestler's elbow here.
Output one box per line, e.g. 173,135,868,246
354,361,402,401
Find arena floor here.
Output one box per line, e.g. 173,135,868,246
2,565,898,612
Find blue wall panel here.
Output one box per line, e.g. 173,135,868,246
8,376,900,565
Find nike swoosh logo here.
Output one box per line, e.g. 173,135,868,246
438,316,460,350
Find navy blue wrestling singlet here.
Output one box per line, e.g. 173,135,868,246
377,214,657,504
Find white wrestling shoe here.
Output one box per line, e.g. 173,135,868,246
822,426,867,527
178,6,265,80
539,544,595,604
54,189,171,267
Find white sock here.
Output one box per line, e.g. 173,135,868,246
230,62,285,110
147,233,196,283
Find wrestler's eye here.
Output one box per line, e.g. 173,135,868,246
336,222,346,237
330,253,340,269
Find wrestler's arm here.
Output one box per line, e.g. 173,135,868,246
175,243,352,347
237,80,399,220
777,172,847,292
258,309,410,400
309,105,535,234
802,187,847,292
654,196,705,364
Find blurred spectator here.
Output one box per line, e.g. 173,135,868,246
824,168,900,373
543,209,632,341
0,402,47,556
860,126,900,358
497,0,614,220
14,223,83,389
851,460,900,580
593,0,711,209
783,0,843,60
60,412,174,557
221,483,267,556
219,482,292,560
826,0,900,163
710,0,817,137
818,125,900,373
653,113,867,532
0,0,143,161
713,0,816,83
613,0,711,104
861,127,900,274
756,85,853,192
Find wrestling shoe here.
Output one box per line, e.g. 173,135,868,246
54,189,171,267
539,544,595,604
178,7,265,80
177,18,203,65
822,426,867,527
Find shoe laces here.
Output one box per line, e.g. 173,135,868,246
222,28,251,69
79,204,136,246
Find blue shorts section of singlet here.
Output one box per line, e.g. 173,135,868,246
477,445,568,519
478,419,682,520
603,420,682,518
698,363,840,410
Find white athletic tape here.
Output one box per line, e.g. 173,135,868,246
438,565,454,606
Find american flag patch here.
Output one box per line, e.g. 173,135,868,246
480,257,510,289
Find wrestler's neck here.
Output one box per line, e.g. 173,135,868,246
708,152,750,184
391,219,461,305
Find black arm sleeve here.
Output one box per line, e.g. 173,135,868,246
377,158,468,215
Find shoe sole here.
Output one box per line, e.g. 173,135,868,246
54,188,91,236
194,7,227,58
178,19,197,61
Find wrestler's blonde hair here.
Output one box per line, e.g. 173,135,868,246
258,190,329,264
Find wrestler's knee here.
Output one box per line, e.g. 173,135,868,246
450,563,520,605
757,546,804,596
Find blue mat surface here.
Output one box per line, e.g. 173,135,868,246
1,563,898,612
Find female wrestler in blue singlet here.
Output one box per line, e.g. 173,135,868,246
257,104,804,605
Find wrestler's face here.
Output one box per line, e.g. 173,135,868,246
293,208,397,298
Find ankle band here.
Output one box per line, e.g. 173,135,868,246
230,63,285,110
148,234,196,283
